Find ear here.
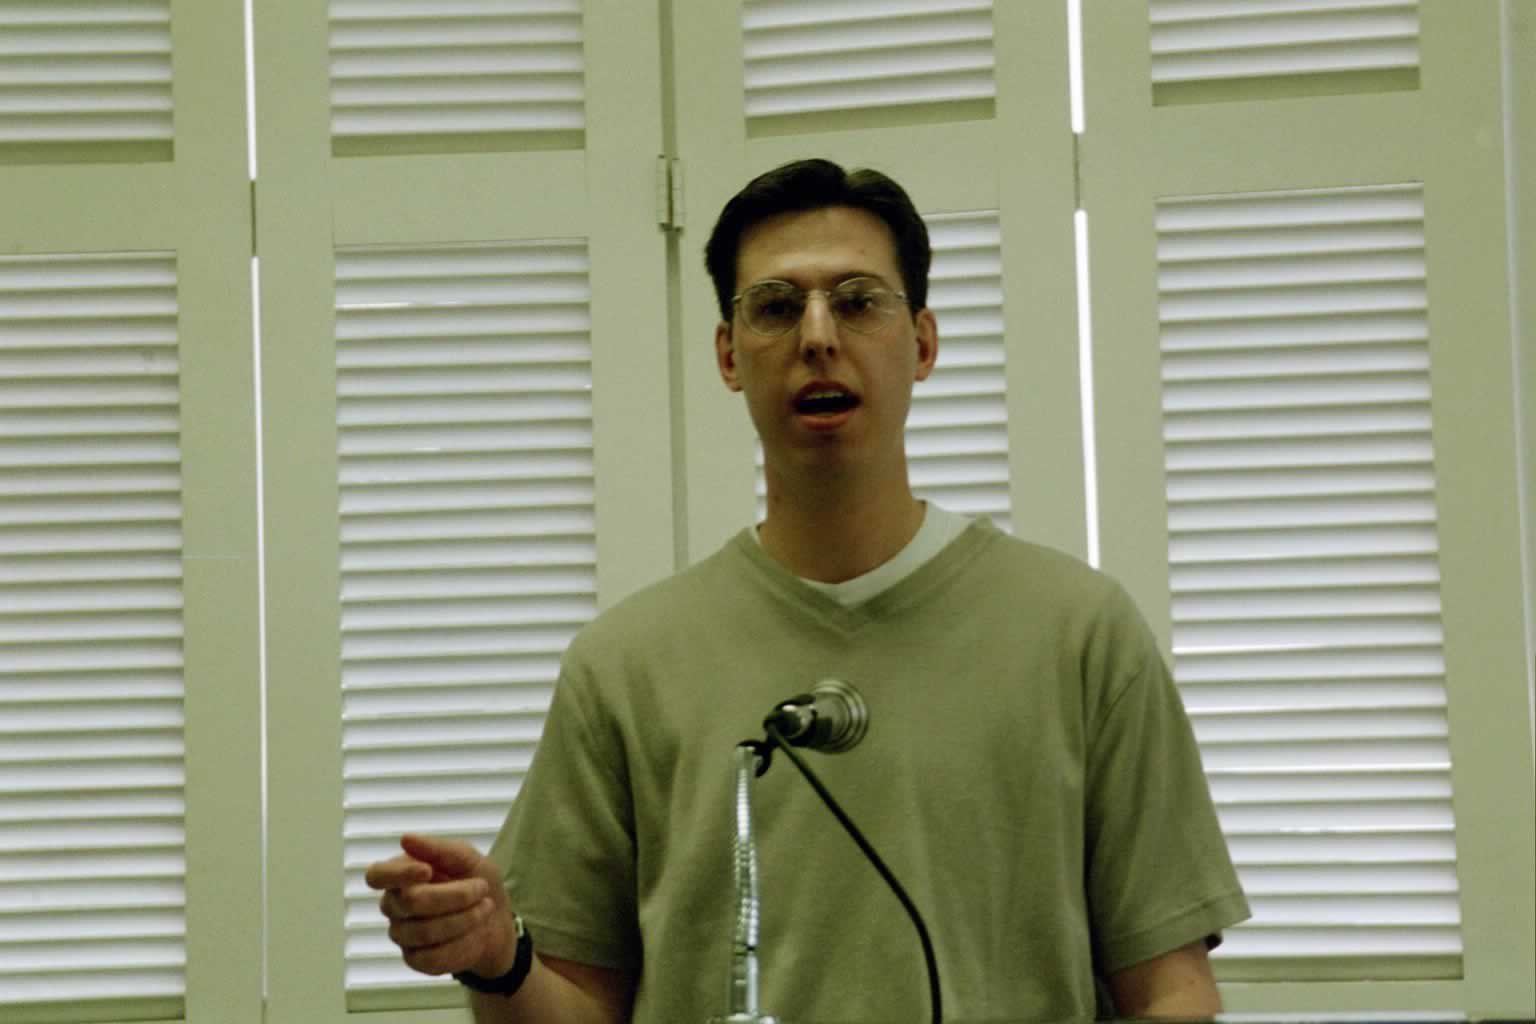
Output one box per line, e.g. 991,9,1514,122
912,308,939,383
715,321,743,392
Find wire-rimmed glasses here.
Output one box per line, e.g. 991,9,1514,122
731,277,909,337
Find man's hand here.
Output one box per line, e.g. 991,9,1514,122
366,833,517,980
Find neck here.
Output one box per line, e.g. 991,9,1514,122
757,466,926,583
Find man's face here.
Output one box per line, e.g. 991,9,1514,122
715,205,938,483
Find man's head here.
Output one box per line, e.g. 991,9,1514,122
704,158,932,324
707,161,939,495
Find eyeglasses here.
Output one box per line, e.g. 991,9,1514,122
731,277,909,337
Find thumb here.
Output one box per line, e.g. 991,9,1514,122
399,833,484,881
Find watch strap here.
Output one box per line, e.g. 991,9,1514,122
454,913,533,996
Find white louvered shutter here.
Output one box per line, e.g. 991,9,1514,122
1157,185,1462,974
741,0,995,119
328,0,586,140
1149,0,1420,89
0,0,173,145
755,210,1012,533
0,253,187,1006
335,241,598,992
910,211,1010,531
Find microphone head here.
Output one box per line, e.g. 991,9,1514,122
807,678,867,752
767,678,868,753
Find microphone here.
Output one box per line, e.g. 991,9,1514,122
764,678,868,753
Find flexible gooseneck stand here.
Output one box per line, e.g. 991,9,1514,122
709,682,941,1024
708,742,778,1024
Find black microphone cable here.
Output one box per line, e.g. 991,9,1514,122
759,720,943,1024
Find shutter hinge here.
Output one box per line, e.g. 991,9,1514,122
656,156,684,232
1072,132,1084,211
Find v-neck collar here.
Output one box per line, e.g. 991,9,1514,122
726,518,1001,637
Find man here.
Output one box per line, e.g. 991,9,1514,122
367,159,1250,1023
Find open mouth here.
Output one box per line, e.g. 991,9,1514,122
794,387,860,416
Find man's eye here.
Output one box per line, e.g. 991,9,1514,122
838,293,876,313
756,298,797,318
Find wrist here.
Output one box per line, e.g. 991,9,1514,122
457,912,532,996
471,929,517,981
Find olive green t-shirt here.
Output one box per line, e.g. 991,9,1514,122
491,521,1249,1022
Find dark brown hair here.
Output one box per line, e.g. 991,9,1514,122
703,158,931,322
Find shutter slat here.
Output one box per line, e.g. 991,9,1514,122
1153,13,1417,54
1169,491,1436,530
341,657,563,690
1189,707,1447,743
340,534,594,570
1176,646,1444,685
1218,926,1459,958
343,604,593,636
342,568,592,601
344,747,533,781
1234,861,1458,894
340,626,578,661
340,394,591,426
1166,404,1430,442
1168,466,1435,504
1157,186,1460,969
745,0,991,31
343,687,554,719
1162,315,1427,353
1172,556,1439,592
341,480,594,516
339,452,595,487
337,336,591,368
1174,587,1438,620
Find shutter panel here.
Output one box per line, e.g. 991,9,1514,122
1156,184,1463,974
0,0,173,145
755,210,1011,533
742,0,995,119
334,241,597,991
328,0,586,140
910,211,1010,531
1149,0,1421,84
0,253,187,1006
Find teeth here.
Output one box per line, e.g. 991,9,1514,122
804,390,848,400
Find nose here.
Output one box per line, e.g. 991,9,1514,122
798,290,839,361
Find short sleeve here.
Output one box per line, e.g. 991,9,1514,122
1082,593,1251,974
487,654,643,970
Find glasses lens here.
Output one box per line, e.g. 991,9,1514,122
831,280,898,334
742,284,804,335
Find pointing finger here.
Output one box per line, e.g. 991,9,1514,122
400,833,485,880
365,854,432,891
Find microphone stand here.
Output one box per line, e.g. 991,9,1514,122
708,741,779,1024
710,703,943,1024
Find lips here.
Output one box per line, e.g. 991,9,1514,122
792,381,861,416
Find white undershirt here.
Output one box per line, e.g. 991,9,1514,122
753,503,973,607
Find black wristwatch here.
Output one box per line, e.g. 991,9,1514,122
454,913,533,996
